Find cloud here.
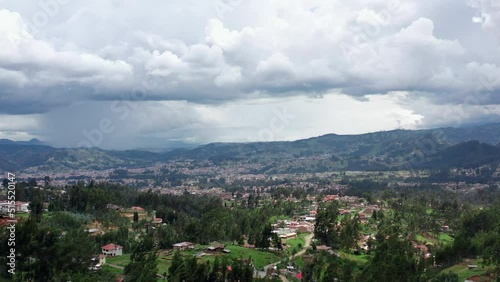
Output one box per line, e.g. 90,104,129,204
38,93,423,149
0,0,499,147
468,0,500,36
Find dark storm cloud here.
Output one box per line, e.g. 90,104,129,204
0,0,499,146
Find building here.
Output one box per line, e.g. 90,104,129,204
91,254,107,266
295,225,309,233
101,243,123,256
86,228,103,236
279,232,297,239
99,255,106,265
302,254,313,264
0,201,11,213
0,201,30,213
106,204,123,211
207,241,225,252
316,245,332,252
323,195,339,202
243,243,255,249
172,242,195,251
16,202,30,213
464,275,481,282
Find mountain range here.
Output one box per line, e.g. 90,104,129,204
2,123,500,174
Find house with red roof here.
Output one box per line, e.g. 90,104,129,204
101,243,123,256
323,195,339,202
152,217,163,224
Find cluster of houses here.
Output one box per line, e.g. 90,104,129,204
272,220,314,241
319,195,382,224
172,241,231,254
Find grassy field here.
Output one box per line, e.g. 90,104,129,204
157,255,173,276
291,255,304,269
104,243,282,278
157,245,281,273
284,234,307,255
436,233,454,245
15,212,51,219
339,251,369,265
107,254,131,267
226,246,280,269
101,265,124,275
415,232,454,246
439,259,494,281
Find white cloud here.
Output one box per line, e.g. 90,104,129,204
0,9,133,95
0,0,499,147
468,0,500,36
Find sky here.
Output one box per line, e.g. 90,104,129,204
0,0,499,149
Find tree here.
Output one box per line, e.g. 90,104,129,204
29,194,44,222
124,252,158,282
338,214,361,251
431,272,459,282
44,176,51,187
314,201,340,247
272,233,282,250
133,211,139,222
362,228,425,282
168,250,183,280
125,236,158,282
68,184,88,213
256,224,273,249
28,178,37,188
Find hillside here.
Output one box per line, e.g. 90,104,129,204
2,123,500,173
423,141,500,169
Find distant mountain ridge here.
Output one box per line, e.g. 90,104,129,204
2,123,500,174
0,138,46,146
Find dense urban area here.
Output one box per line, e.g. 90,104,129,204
1,126,500,282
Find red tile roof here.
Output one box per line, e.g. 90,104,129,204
102,243,123,251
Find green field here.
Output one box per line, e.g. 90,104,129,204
339,252,369,265
107,244,282,277
226,246,280,269
439,259,494,282
415,232,454,246
291,255,304,269
158,245,280,272
284,234,306,255
106,254,131,267
15,212,51,219
101,265,124,275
